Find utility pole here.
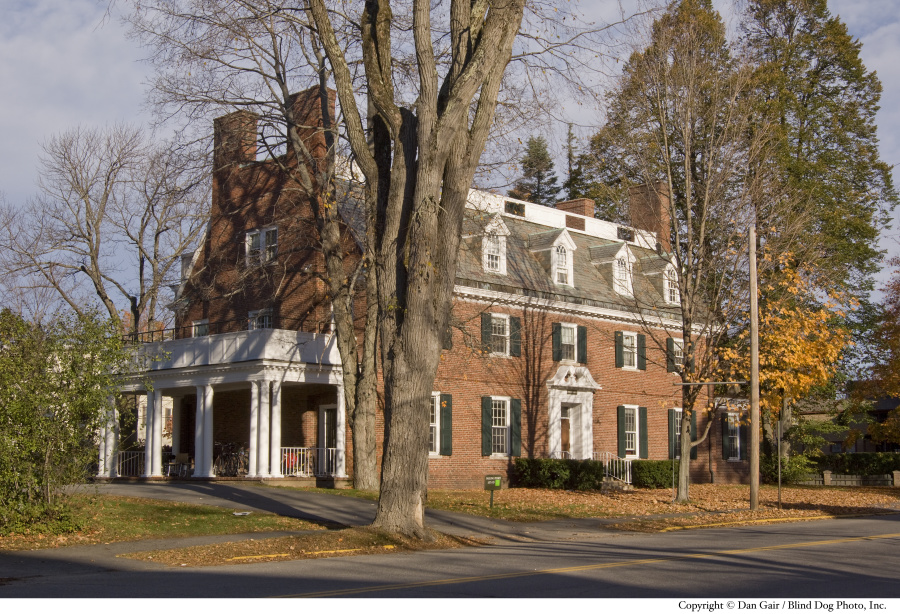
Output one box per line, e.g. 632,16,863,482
749,226,760,510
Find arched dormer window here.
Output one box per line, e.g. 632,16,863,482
664,267,680,305
555,245,568,285
615,256,633,296
481,215,510,275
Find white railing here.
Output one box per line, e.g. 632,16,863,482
117,451,145,477
280,447,339,477
593,451,632,484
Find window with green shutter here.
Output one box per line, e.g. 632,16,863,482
440,393,452,456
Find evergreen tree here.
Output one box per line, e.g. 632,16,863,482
509,136,562,206
743,0,897,296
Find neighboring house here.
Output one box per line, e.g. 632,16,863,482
101,87,749,487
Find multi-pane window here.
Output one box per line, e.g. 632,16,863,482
556,245,569,285
246,227,278,264
673,339,684,368
615,257,632,295
428,394,440,455
624,406,638,456
726,413,741,461
491,315,509,355
622,332,637,368
492,398,509,454
665,268,680,304
484,235,501,272
192,319,209,338
248,309,272,330
560,324,576,361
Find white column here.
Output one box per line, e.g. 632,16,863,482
151,390,164,477
98,397,118,478
202,384,215,478
335,383,347,477
194,386,205,478
171,396,182,455
248,381,259,477
581,396,594,460
142,391,155,478
258,380,271,477
269,380,283,478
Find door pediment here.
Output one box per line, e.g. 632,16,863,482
546,365,600,391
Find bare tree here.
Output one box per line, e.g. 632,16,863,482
0,125,207,336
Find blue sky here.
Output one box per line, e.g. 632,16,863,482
1,0,897,279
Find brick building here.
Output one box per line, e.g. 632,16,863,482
102,88,749,487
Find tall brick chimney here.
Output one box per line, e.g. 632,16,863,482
629,182,671,252
555,198,595,217
213,110,258,171
287,86,336,166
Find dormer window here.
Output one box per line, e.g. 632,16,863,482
555,245,569,285
484,234,504,273
615,257,633,295
665,267,680,305
481,216,510,275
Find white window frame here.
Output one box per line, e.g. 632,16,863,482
665,267,680,305
560,323,577,362
673,338,685,368
614,256,633,296
192,319,209,338
248,309,272,331
553,244,574,287
621,331,638,370
428,392,441,456
727,412,741,461
624,404,639,459
491,396,511,457
482,233,506,275
490,314,510,357
246,226,278,264
673,408,683,459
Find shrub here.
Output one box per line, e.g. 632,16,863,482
760,453,815,484
816,453,900,475
631,460,679,489
512,458,606,490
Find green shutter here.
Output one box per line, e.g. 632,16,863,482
511,398,522,457
552,323,561,361
481,313,492,353
690,410,698,460
666,338,676,373
482,397,492,456
615,331,624,368
510,317,521,357
637,334,647,371
617,405,626,458
440,393,452,456
668,408,676,459
577,325,587,364
639,406,649,459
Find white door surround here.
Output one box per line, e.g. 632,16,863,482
547,365,601,460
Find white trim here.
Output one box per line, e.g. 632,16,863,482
245,225,278,264
559,322,578,363
621,331,639,370
428,392,441,457
673,407,683,459
490,313,511,357
664,266,680,305
623,404,640,459
489,395,511,458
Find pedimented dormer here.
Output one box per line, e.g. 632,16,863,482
529,228,577,287
590,242,635,296
638,256,680,306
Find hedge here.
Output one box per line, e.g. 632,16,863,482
631,460,679,489
815,453,900,475
512,458,606,491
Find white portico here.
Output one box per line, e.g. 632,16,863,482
102,327,347,481
547,365,601,460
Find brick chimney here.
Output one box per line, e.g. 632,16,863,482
629,182,671,252
287,86,337,166
555,198,594,217
213,110,257,171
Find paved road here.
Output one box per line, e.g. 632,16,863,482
2,484,899,598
